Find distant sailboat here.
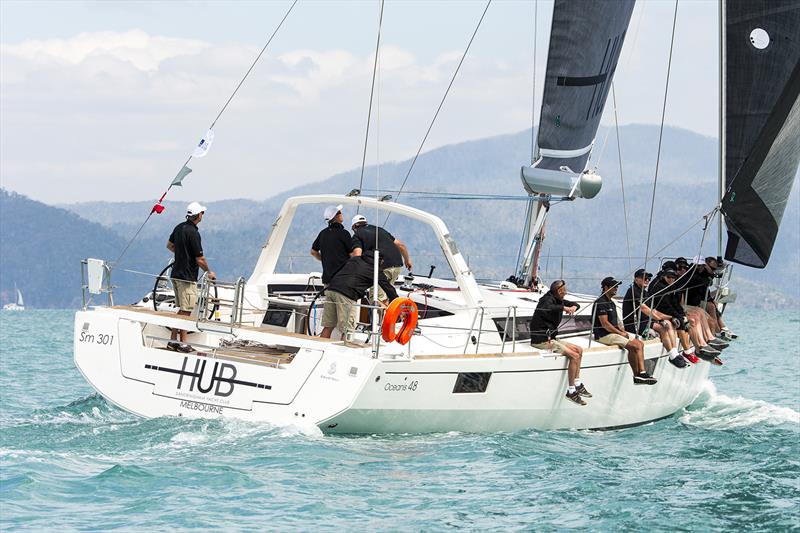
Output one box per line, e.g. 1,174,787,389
3,284,25,311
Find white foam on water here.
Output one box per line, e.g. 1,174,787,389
680,380,800,430
170,431,208,445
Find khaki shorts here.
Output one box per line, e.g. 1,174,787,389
172,279,197,312
597,333,630,349
369,266,402,302
532,339,569,354
321,290,357,336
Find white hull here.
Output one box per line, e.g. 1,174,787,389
74,196,714,433
74,305,709,434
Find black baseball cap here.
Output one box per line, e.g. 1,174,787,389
662,269,678,278
662,260,677,271
601,276,621,288
675,257,689,267
634,269,652,280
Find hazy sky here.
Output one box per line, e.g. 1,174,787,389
0,0,720,204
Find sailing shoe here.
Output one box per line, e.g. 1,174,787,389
721,327,738,339
565,390,587,406
718,332,733,342
576,384,593,398
708,339,730,350
633,372,658,385
697,346,721,360
176,343,194,353
682,351,700,364
711,356,724,366
166,341,181,352
668,355,688,369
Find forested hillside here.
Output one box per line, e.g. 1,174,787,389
4,125,798,308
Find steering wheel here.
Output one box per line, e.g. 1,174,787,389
153,262,218,320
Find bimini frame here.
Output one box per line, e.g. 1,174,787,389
248,194,485,309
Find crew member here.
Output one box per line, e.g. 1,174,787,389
311,204,356,339
529,280,591,405
351,214,412,301
593,277,655,385
677,258,728,362
647,267,695,367
166,201,216,353
322,254,399,341
622,269,681,363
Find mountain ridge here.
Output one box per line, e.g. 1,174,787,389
4,124,798,309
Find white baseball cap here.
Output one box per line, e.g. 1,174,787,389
351,214,367,227
186,201,207,216
323,204,343,221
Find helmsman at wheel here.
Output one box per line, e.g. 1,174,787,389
166,201,216,353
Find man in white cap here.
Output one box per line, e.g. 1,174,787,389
311,204,356,338
350,214,412,302
166,201,216,352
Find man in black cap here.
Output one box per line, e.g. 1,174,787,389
622,269,681,363
647,267,692,368
676,258,729,359
593,277,655,385
529,280,591,405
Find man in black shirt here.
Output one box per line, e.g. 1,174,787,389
622,269,680,362
322,255,399,341
529,280,591,405
166,201,216,353
311,204,356,339
351,215,412,301
593,277,654,385
311,204,354,283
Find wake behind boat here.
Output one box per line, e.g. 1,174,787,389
73,0,799,433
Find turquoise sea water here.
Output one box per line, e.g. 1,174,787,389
1,309,798,531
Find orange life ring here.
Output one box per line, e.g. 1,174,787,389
381,298,418,345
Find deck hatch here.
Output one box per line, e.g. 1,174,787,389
452,372,491,393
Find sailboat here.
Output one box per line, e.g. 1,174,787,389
3,284,25,311
72,0,799,433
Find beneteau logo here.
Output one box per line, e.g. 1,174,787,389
145,357,271,398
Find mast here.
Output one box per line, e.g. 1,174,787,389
717,0,724,260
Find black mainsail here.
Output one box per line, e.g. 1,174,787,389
721,0,800,268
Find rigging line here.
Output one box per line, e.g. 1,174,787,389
530,0,538,165
358,0,385,199
111,0,298,269
209,0,299,130
611,83,633,273
384,0,492,223
642,0,679,273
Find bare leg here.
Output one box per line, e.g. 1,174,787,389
320,327,333,339
653,323,675,351
626,339,645,374
562,343,583,386
677,329,692,351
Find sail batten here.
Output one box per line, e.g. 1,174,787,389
721,0,800,268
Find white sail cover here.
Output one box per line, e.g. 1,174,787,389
523,0,635,195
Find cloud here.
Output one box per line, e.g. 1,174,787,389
1,29,210,71
2,30,534,203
